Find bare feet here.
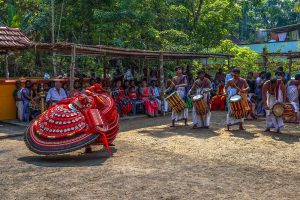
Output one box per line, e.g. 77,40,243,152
226,125,230,131
239,123,245,131
184,119,188,126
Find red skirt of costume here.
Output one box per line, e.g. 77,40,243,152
24,84,119,155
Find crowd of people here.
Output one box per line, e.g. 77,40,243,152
13,66,300,130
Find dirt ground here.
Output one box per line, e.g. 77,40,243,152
0,111,299,200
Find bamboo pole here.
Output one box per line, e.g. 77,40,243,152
70,45,76,90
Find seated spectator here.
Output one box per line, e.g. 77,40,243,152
112,80,132,116
69,80,82,97
21,80,32,122
62,82,70,97
214,68,225,83
211,81,226,111
13,80,23,121
139,80,159,117
90,78,96,86
124,80,130,95
83,82,91,90
149,80,161,109
46,81,67,105
128,86,142,115
29,83,41,119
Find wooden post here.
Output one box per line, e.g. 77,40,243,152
51,0,57,77
288,56,292,75
146,59,150,83
103,56,107,78
70,45,76,91
5,53,9,79
159,52,165,116
227,56,231,68
262,47,268,72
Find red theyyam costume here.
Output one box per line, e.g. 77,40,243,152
24,84,119,155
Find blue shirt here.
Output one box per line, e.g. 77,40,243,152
225,73,232,84
46,87,67,102
150,86,160,97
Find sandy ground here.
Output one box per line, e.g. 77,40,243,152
0,111,299,200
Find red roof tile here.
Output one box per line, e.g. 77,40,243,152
0,27,31,50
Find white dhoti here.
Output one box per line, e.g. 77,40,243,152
192,89,211,127
226,89,244,126
266,93,284,130
287,85,299,113
171,87,188,121
16,101,23,121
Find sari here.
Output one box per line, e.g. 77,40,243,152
112,87,132,115
140,87,158,117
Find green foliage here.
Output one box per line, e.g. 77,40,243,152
215,40,261,76
0,1,298,77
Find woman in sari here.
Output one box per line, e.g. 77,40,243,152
211,81,226,111
29,83,41,120
139,80,159,117
112,80,132,116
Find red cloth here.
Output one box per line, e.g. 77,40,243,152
140,87,158,116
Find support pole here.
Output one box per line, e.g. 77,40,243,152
146,59,150,83
70,45,76,91
227,56,231,68
51,0,57,77
5,53,9,80
262,47,268,72
288,56,292,75
103,56,107,78
159,52,165,116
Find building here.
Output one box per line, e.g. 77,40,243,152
241,23,300,53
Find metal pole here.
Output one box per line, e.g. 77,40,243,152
159,52,165,116
70,45,76,90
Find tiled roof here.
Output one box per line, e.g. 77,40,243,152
0,27,31,50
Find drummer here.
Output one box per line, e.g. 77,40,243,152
225,68,249,131
164,66,188,127
262,75,287,133
188,70,212,129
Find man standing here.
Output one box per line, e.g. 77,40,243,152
225,68,249,131
46,81,67,105
188,70,212,129
286,73,300,121
21,80,32,122
262,77,286,133
165,66,188,127
13,80,23,121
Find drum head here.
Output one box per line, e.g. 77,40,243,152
230,95,242,102
272,103,285,117
193,95,203,101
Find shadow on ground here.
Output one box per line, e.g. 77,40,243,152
18,148,117,168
